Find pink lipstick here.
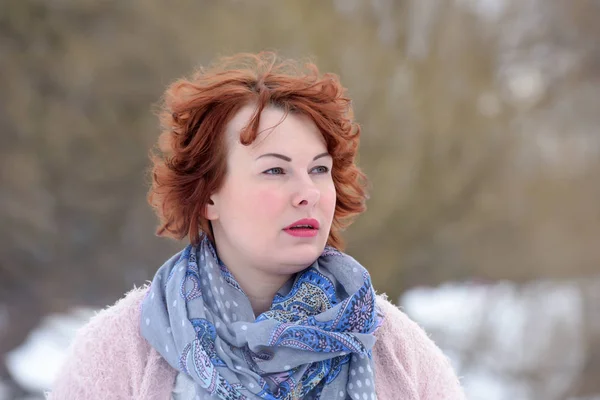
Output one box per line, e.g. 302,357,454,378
283,218,319,238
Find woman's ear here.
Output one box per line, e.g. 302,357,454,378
204,196,219,221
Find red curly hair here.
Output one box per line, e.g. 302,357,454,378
148,52,368,250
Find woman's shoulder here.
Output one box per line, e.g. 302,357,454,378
47,286,153,399
374,293,437,342
81,285,149,337
373,293,466,400
65,285,152,364
374,292,438,362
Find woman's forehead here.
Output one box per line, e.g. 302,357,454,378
227,105,325,153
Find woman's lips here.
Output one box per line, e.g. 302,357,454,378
283,218,320,237
283,227,319,238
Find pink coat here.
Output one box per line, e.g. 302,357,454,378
47,286,465,399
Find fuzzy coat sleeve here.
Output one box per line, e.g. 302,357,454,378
373,294,466,400
46,286,176,400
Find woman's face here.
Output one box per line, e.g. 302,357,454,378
206,104,336,278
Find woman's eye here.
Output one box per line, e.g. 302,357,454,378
312,166,330,174
263,167,285,175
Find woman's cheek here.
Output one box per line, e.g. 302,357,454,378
322,186,337,213
253,189,286,216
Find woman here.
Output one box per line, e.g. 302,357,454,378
49,53,465,399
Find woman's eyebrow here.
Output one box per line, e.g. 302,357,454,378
313,152,331,161
255,152,330,162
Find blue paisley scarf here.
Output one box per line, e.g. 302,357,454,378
141,235,384,400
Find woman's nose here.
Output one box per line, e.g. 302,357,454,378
292,183,320,208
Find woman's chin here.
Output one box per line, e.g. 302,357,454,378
279,244,324,269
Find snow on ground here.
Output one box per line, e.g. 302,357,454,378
4,307,95,398
401,280,585,400
1,279,592,400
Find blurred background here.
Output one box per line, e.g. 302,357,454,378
1,0,599,399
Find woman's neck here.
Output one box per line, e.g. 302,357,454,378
213,248,293,317
246,293,276,316
209,236,298,317
233,269,292,317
